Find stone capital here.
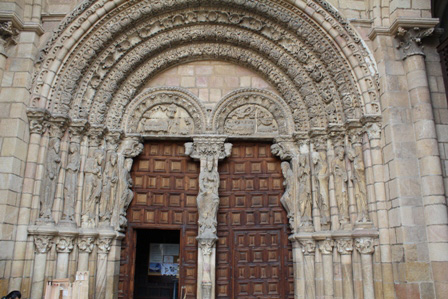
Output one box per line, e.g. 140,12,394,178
197,237,218,256
299,239,316,256
185,136,232,161
355,237,375,255
78,236,96,253
105,130,124,151
364,122,382,140
271,137,298,160
33,234,54,254
27,108,50,135
87,125,106,147
120,135,144,158
318,239,334,255
68,119,88,143
335,238,354,255
47,115,69,139
395,26,434,59
97,237,113,254
56,235,75,253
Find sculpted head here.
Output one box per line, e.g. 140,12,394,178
110,152,118,165
312,152,320,165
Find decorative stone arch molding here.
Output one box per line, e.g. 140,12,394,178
18,0,387,298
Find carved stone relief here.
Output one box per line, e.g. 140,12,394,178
122,88,206,135
212,89,293,135
331,146,349,224
81,149,104,228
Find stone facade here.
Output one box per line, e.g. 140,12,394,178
0,0,446,298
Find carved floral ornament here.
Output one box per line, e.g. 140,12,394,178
32,0,380,135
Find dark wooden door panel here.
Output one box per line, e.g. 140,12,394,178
119,142,199,299
216,143,294,299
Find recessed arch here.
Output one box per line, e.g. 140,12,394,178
32,0,380,135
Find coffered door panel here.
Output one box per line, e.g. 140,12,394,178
216,143,294,299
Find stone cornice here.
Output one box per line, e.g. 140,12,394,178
368,17,439,40
0,13,44,35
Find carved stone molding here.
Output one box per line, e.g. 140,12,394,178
318,239,334,255
34,235,54,254
32,0,380,135
396,26,434,59
336,238,354,255
355,237,375,255
56,236,75,253
78,236,96,253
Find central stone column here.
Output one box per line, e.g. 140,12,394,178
185,136,232,299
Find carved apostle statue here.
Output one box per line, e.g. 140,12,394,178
99,152,118,224
280,161,295,229
348,147,369,222
118,158,134,230
197,157,220,239
297,154,312,227
331,147,349,224
62,143,80,222
82,149,104,227
40,138,62,220
312,151,330,226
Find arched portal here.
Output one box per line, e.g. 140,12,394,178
22,0,383,298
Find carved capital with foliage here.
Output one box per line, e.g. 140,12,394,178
396,27,434,59
355,237,375,255
27,108,49,135
299,239,316,255
318,239,334,255
34,235,54,254
77,236,95,253
56,235,75,253
97,237,113,254
185,136,232,162
336,238,353,255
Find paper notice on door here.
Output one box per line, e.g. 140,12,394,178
164,244,179,256
149,244,163,263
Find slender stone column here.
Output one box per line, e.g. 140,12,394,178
318,238,334,298
355,237,375,299
299,238,316,298
95,235,114,299
30,234,54,299
55,234,76,278
365,122,394,296
290,237,305,299
185,137,232,299
9,109,48,290
396,26,448,297
336,237,354,299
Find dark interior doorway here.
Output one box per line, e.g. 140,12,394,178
134,229,181,299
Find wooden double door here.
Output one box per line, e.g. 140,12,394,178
119,142,293,299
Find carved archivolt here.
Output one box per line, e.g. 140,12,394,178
211,89,293,136
121,87,207,135
32,0,380,135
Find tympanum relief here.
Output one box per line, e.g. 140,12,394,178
137,104,194,136
223,105,279,136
